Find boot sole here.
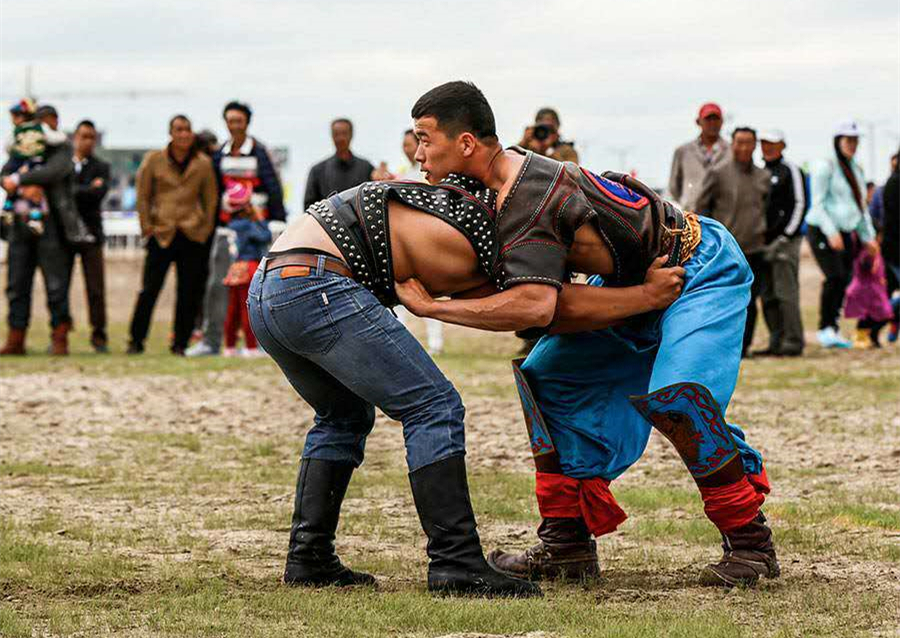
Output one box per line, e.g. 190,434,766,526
487,551,599,583
284,577,376,588
428,583,543,599
283,569,376,588
700,564,780,588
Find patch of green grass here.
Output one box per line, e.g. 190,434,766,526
6,576,751,638
0,460,110,481
0,606,31,638
770,501,900,531
623,518,720,546
616,486,699,512
246,441,278,458
0,521,137,596
469,471,537,522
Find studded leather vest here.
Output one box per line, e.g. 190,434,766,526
307,175,498,306
495,148,680,289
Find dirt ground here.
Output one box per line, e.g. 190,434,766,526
1,249,898,637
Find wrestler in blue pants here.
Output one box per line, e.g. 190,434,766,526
490,217,779,587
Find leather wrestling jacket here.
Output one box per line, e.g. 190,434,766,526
494,147,687,289
307,174,498,306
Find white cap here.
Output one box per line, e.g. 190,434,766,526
833,120,861,137
760,129,785,144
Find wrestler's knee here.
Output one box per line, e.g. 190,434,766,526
630,381,745,483
401,382,466,471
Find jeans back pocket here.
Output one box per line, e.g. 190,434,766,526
266,280,341,355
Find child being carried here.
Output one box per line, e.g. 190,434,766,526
2,99,67,236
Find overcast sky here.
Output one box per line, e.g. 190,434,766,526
1,0,898,213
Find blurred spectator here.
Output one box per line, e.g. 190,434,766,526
696,126,770,357
868,153,898,230
189,128,218,334
127,115,217,355
1,99,66,238
1,101,76,356
393,129,444,355
186,100,285,357
881,147,900,343
865,181,876,206
70,119,111,353
806,121,877,349
844,242,893,349
669,102,729,210
220,182,270,357
754,129,808,357
195,129,219,157
303,118,374,209
35,104,59,131
519,107,578,162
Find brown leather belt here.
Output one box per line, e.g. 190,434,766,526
264,253,354,280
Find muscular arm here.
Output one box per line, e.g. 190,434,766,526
398,281,558,332
549,282,658,334
400,256,685,334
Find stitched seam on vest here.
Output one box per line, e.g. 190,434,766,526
591,221,622,282
506,162,565,248
505,275,564,286
554,192,577,239
496,152,531,228
501,239,565,254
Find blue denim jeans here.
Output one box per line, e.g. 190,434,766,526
247,255,466,471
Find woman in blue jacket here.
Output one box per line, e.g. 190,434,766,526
806,121,878,348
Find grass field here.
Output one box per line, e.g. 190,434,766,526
1,253,898,638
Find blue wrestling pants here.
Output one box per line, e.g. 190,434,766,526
521,216,765,482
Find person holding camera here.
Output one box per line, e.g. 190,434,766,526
519,107,578,163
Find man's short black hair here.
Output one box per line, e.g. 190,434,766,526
35,104,58,119
223,101,252,123
404,128,415,138
169,114,191,131
75,119,96,132
331,118,353,134
732,126,757,140
411,81,497,140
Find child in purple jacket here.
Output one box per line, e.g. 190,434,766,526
845,246,894,348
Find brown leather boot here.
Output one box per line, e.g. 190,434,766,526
50,322,70,356
0,328,26,355
487,517,599,581
701,512,780,587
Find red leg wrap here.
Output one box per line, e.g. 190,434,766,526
535,472,627,538
699,466,770,533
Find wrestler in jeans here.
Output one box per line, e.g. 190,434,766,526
247,256,465,472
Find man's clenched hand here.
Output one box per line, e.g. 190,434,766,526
396,278,436,317
641,256,685,310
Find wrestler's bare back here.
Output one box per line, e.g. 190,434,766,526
495,150,616,278
270,204,489,297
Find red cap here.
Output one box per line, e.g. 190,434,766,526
698,102,722,119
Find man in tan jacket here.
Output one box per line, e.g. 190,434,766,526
127,115,217,354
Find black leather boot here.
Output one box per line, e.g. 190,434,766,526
409,455,542,598
701,512,780,587
487,517,599,581
283,458,375,587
